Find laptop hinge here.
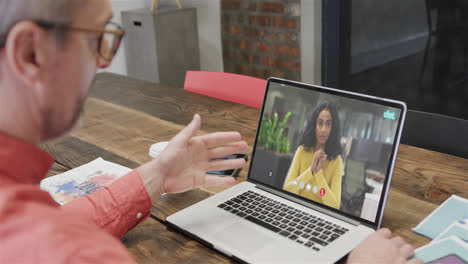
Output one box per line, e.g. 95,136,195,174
255,183,361,227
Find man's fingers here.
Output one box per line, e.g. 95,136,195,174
203,175,236,187
173,114,201,144
376,228,392,238
198,131,242,147
207,158,246,171
399,243,415,260
408,258,424,264
207,141,248,159
391,236,406,248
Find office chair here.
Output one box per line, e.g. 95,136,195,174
341,159,369,216
401,110,468,158
183,71,267,108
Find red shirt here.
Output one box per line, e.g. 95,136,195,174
0,133,152,263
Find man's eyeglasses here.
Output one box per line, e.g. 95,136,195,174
0,21,125,62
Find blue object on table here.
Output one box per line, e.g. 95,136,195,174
413,195,468,239
434,221,468,242
413,236,468,264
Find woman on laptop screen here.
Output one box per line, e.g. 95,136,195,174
283,101,343,209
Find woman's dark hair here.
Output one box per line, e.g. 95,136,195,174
300,101,342,160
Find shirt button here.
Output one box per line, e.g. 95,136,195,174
136,212,142,219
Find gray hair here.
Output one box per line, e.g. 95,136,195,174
0,0,86,44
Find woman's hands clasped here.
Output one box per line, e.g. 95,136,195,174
310,148,327,174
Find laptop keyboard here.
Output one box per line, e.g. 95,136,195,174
217,190,349,252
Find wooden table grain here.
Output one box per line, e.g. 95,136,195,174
42,73,468,263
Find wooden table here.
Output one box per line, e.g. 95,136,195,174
42,73,468,263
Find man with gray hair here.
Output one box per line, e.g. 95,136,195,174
0,0,422,263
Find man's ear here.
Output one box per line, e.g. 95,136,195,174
4,21,54,88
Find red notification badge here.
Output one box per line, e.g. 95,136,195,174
320,188,326,196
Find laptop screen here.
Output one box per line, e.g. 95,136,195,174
249,78,405,225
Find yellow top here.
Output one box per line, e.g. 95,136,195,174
283,145,343,209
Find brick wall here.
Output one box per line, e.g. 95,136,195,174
221,0,301,81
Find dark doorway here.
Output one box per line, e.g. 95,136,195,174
322,0,468,120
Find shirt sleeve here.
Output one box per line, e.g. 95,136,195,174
61,170,152,238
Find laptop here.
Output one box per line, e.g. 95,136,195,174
167,78,406,263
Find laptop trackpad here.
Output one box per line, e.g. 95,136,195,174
213,221,272,256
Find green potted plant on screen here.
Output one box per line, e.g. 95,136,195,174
253,112,293,188
258,112,291,153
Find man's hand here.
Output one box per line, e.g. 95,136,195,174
347,228,423,264
137,114,248,202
